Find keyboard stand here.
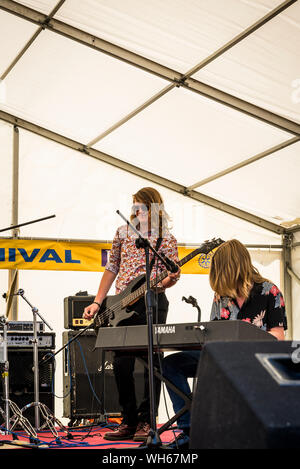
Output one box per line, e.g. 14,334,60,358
137,357,192,436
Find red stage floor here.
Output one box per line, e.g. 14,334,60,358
0,421,179,450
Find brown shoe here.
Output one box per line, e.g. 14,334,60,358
103,423,136,441
133,422,151,442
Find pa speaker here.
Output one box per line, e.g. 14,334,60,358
62,330,145,423
0,349,54,426
190,341,300,449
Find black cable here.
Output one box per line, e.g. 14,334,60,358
154,252,178,445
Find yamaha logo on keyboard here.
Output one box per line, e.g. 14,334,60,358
154,325,176,335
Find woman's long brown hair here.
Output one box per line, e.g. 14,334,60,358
130,187,170,237
209,239,268,299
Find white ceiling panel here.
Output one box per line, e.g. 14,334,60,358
13,0,59,14
0,9,39,77
194,1,300,123
55,0,283,73
0,29,167,143
95,86,291,186
199,140,300,224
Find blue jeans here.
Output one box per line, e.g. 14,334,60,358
162,351,200,431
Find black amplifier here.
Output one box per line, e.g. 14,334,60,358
6,321,44,332
0,331,55,349
64,295,95,329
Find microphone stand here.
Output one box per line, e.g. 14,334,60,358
0,215,56,234
0,215,55,439
116,210,176,448
182,296,201,322
182,296,201,393
13,289,69,439
0,315,11,434
15,289,53,430
0,314,38,439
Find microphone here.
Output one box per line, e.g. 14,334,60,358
182,296,202,322
182,295,197,307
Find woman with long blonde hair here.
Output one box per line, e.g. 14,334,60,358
209,239,286,340
162,239,287,449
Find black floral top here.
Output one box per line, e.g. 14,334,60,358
210,281,287,331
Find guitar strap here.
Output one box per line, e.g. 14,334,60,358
149,237,163,274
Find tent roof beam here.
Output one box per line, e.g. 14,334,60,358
187,136,300,190
0,0,299,137
0,109,285,235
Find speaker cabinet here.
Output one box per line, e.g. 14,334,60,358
62,330,144,423
0,349,55,426
190,341,300,449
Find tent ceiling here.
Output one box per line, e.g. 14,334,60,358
54,0,286,72
93,86,292,185
194,1,300,123
0,0,300,234
0,9,38,76
1,29,166,142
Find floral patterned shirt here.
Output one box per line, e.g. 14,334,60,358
210,281,287,331
105,224,179,294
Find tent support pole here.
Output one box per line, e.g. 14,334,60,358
8,125,19,320
282,233,293,340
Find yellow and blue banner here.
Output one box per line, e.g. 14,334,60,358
178,246,214,275
0,239,212,274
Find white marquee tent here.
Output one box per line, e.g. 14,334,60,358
0,0,300,425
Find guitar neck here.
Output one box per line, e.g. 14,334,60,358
123,247,202,306
150,248,200,287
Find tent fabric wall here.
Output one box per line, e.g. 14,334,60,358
0,120,12,223
0,0,299,426
4,124,284,244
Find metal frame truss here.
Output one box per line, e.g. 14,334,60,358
0,0,300,331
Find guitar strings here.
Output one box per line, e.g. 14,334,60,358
95,265,172,326
95,259,188,326
94,285,149,326
95,272,168,326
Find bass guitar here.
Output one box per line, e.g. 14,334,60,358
94,237,224,329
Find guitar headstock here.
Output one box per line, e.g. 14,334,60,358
178,238,225,268
198,237,225,255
